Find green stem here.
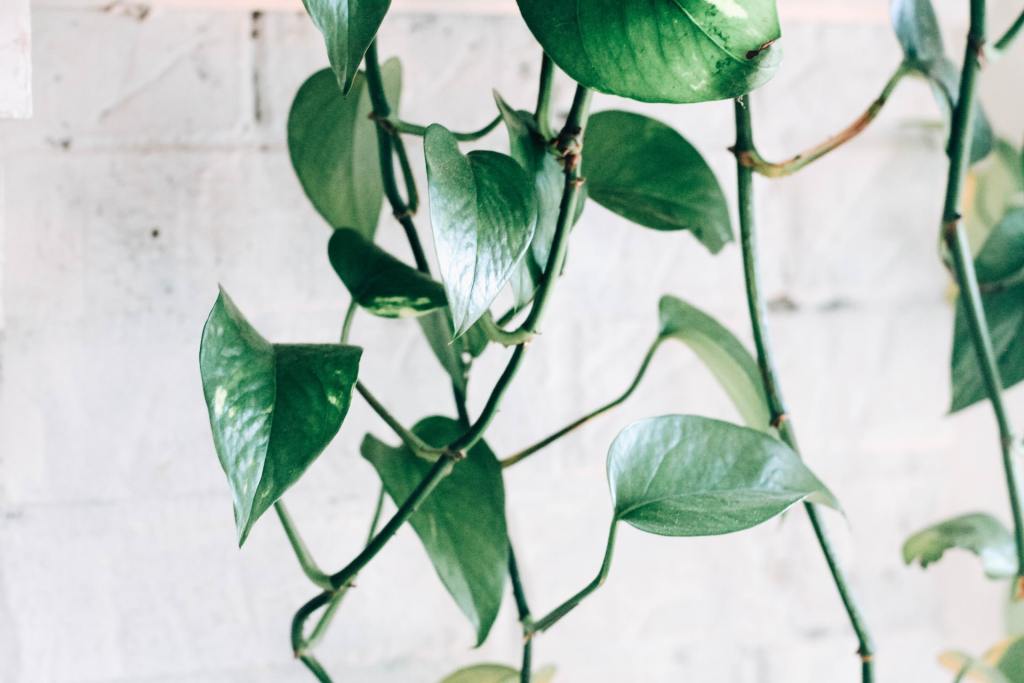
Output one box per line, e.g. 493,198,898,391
393,135,419,214
737,64,909,178
364,42,430,273
528,520,618,634
535,53,555,139
355,382,443,458
501,338,663,468
734,96,875,682
298,654,333,683
340,300,358,344
995,8,1024,51
384,114,502,142
275,502,333,590
940,0,1024,591
508,543,533,683
480,310,535,347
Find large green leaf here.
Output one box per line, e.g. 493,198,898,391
496,95,564,309
425,124,537,335
515,0,781,104
890,0,992,163
902,513,1017,579
200,289,361,545
951,210,1024,412
301,0,391,94
585,111,732,253
607,415,837,537
439,664,555,683
287,59,400,237
658,296,770,430
361,417,508,645
328,228,446,318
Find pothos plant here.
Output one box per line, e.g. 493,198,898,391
197,1,1024,681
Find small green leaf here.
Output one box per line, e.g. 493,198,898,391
439,664,556,683
515,0,781,104
361,417,508,645
974,209,1024,284
328,228,446,318
495,94,565,309
301,0,391,94
425,124,537,335
903,513,1017,579
584,111,732,253
607,415,837,537
965,142,1024,252
200,289,361,545
658,296,770,430
287,59,401,237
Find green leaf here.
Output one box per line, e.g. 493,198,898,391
439,664,556,683
200,289,361,545
965,142,1024,253
515,0,781,104
585,111,732,253
301,0,391,94
607,415,837,537
287,59,401,237
993,637,1024,681
927,59,994,165
975,209,1024,284
658,296,770,430
425,124,537,335
495,95,565,309
939,651,1011,683
902,513,1017,579
361,417,508,645
328,228,446,318
417,310,489,395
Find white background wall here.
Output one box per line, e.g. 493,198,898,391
1,1,1023,681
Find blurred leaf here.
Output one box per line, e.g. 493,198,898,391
200,289,361,545
951,281,1024,413
288,60,401,237
585,111,732,253
515,0,781,103
658,295,770,430
425,124,537,335
939,651,1011,683
362,417,508,645
902,513,1017,579
965,142,1024,253
607,415,837,537
439,664,555,683
328,228,446,318
301,0,391,93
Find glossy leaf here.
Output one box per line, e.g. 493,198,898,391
287,59,401,237
902,513,1017,579
200,289,361,545
439,664,555,683
362,416,508,644
607,415,837,537
496,95,564,308
328,228,446,318
515,0,781,104
585,111,732,253
425,124,537,335
658,296,770,430
302,0,391,93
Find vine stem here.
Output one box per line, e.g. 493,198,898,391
355,382,443,458
995,8,1024,51
940,0,1024,591
500,338,663,468
733,95,875,682
274,502,333,590
380,114,502,142
534,53,555,139
508,543,533,683
738,64,909,178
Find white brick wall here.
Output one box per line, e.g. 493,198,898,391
1,2,1023,681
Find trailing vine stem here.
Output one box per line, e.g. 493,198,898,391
940,0,1024,592
737,64,911,178
534,53,555,139
733,96,876,683
508,543,534,683
995,8,1024,51
379,113,503,142
500,338,664,468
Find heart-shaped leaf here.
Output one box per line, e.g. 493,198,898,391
362,416,508,645
425,124,537,335
890,0,992,163
439,664,556,683
301,0,392,94
658,296,770,430
200,289,362,545
515,0,781,104
608,415,837,537
903,513,1017,579
328,228,447,318
495,95,565,309
288,59,401,237
585,111,732,253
